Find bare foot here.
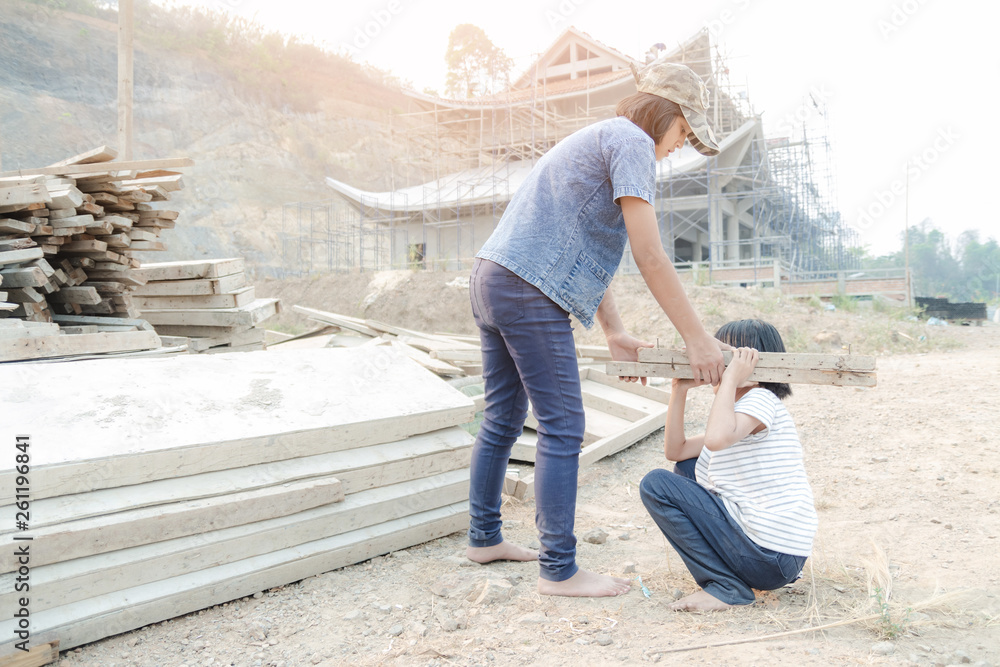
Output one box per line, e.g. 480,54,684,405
669,589,733,612
466,541,539,564
537,569,631,597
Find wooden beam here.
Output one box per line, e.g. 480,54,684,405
45,146,118,168
3,477,345,572
0,504,467,655
0,641,60,667
0,330,161,363
118,0,134,160
0,471,468,615
605,349,878,387
0,158,194,179
133,259,244,283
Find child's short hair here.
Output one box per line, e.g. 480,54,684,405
616,92,682,144
714,319,792,400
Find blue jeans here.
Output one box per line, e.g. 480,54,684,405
468,258,585,582
639,459,807,605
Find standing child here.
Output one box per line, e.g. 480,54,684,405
466,62,729,598
640,319,818,611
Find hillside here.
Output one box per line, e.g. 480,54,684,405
0,0,424,274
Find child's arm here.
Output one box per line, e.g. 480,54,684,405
665,377,707,462
703,347,765,451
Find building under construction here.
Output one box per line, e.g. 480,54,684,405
285,27,887,293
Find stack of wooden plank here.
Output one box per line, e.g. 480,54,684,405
0,346,476,654
0,147,195,361
133,258,278,352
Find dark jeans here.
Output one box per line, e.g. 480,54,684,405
639,458,807,605
467,258,585,582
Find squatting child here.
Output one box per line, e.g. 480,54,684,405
639,319,818,611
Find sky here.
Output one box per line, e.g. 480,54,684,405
160,0,998,256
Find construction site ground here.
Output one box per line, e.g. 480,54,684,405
56,271,999,667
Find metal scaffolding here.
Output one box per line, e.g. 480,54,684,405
282,28,860,280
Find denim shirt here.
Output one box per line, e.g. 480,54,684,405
477,117,656,329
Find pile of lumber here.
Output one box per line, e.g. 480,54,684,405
0,347,476,654
0,147,193,361
133,258,278,352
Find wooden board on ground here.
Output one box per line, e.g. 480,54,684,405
3,477,345,572
1,428,470,531
0,503,467,655
607,348,878,387
0,471,469,615
510,367,670,465
293,306,380,338
0,347,476,499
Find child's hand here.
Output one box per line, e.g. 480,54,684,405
723,347,759,388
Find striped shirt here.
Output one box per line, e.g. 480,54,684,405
695,387,818,557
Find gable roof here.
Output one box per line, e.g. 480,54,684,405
510,26,638,90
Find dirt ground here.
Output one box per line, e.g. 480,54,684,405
56,273,999,667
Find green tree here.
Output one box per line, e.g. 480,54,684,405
444,24,512,98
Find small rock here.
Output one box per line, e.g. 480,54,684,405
387,624,404,637
951,650,972,664
410,622,428,637
517,612,549,625
528,540,540,549
342,609,362,621
671,588,685,600
441,619,459,632
574,638,590,645
583,528,608,545
468,578,513,605
930,518,942,524
506,573,523,586
618,532,630,541
622,562,637,574
431,574,481,599
311,656,323,665
391,550,411,558
871,456,888,463
595,633,613,646
253,592,263,599
871,642,895,656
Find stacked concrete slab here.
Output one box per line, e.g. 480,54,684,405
0,347,475,654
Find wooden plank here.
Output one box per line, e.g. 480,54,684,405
129,240,166,251
139,298,278,328
580,388,648,422
293,305,379,337
583,367,674,402
47,187,84,210
0,503,467,655
0,348,477,499
50,314,154,331
579,409,669,468
0,470,469,615
513,473,535,501
133,258,243,282
0,158,194,179
607,361,877,387
0,248,44,266
132,273,245,296
0,641,59,667
0,217,35,234
47,286,102,305
46,146,118,168
0,267,47,288
0,330,160,362
0,182,51,208
133,287,255,310
8,427,470,529
390,340,464,377
1,478,345,572
638,348,878,372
